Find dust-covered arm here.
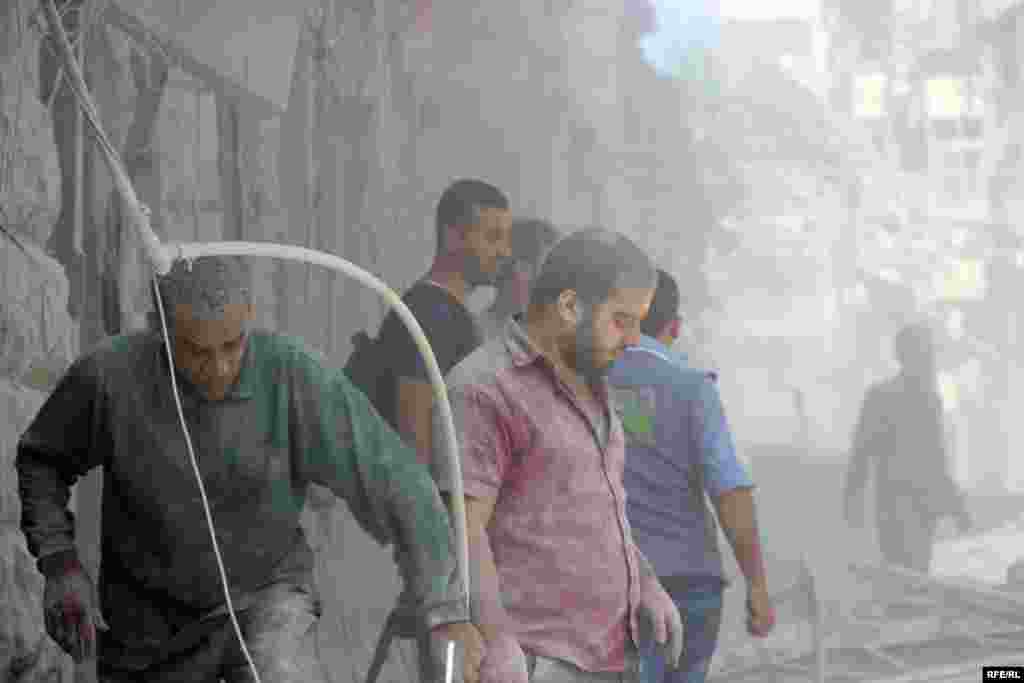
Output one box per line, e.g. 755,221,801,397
693,377,766,589
431,386,516,632
294,356,468,629
714,488,768,589
16,355,110,575
434,385,529,680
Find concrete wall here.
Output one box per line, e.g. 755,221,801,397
1,3,78,679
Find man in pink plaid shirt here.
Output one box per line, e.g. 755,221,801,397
434,228,684,683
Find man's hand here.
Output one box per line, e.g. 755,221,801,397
431,621,486,683
42,561,109,661
635,577,684,669
746,583,776,638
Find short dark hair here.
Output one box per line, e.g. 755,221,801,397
640,269,680,337
511,218,560,266
435,179,509,252
530,228,656,308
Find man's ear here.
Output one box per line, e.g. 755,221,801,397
668,317,682,340
556,289,580,326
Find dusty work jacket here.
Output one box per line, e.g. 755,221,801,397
16,329,466,669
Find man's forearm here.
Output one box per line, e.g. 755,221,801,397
385,464,470,629
636,546,658,584
15,446,78,568
468,516,512,641
714,487,768,589
396,379,437,468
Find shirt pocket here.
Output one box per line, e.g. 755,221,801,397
610,385,657,448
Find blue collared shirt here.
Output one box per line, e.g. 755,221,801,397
608,335,752,580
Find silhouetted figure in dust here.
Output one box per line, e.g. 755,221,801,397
843,322,972,574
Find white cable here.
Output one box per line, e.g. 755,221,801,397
41,0,173,276
151,271,264,683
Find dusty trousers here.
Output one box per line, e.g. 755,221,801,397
96,582,326,683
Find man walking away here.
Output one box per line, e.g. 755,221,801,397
844,321,973,574
608,269,776,683
436,228,685,683
478,218,560,341
16,255,482,683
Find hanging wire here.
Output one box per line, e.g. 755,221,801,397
39,1,263,680
37,2,96,111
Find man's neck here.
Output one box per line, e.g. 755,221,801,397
523,310,596,400
425,257,469,305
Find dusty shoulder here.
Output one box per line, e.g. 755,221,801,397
445,335,508,392
247,330,343,388
248,330,316,363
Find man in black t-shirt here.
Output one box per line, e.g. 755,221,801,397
376,179,512,465
371,178,511,681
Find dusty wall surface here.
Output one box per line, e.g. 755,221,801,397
1,4,78,680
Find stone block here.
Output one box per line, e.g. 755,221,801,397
0,380,46,526
0,381,74,682
0,526,74,682
0,0,62,248
0,238,74,388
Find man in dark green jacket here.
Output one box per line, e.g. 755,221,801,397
16,255,481,682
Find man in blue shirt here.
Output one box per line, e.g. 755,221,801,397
608,269,776,683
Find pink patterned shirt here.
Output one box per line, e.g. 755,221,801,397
437,318,644,672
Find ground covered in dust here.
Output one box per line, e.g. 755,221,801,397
709,445,1024,677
